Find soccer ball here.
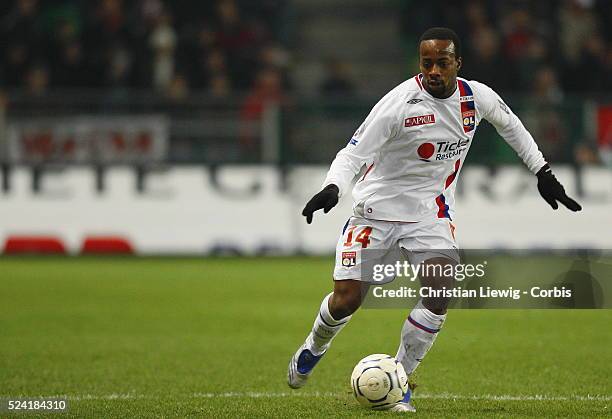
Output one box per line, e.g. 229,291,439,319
350,353,409,409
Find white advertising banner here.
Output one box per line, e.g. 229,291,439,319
0,165,610,254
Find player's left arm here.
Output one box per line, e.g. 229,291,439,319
474,81,581,212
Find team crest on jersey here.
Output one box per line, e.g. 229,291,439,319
458,80,475,133
405,114,435,127
341,251,357,267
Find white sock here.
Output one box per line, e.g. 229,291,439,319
304,293,352,355
396,300,446,375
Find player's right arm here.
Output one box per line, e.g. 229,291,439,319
302,88,403,223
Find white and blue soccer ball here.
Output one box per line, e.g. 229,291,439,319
350,353,409,409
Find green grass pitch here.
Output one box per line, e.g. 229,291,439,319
1,257,610,418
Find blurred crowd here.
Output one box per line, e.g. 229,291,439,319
402,0,612,97
3,0,610,100
0,0,291,99
0,0,610,165
401,0,611,164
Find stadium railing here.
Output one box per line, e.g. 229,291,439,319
0,90,608,167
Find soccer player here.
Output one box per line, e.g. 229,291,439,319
287,27,581,412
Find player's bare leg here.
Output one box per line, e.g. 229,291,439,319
288,279,368,389
393,256,456,412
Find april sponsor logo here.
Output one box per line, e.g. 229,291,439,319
417,139,470,162
404,114,435,127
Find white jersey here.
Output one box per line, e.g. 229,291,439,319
322,74,546,223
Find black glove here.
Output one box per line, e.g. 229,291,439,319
302,184,339,224
536,164,582,211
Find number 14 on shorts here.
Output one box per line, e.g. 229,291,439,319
343,226,373,248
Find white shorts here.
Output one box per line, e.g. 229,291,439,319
333,216,460,282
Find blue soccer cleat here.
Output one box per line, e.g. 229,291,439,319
287,345,325,389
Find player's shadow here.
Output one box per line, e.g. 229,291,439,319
549,251,604,309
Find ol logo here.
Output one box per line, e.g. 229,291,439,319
341,251,357,267
462,110,475,132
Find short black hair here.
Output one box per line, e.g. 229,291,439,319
419,27,462,58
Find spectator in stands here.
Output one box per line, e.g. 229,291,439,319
523,66,569,162
53,40,88,87
574,35,609,94
532,66,564,105
464,1,489,34
205,49,228,82
258,42,292,92
209,73,231,99
2,43,31,86
516,36,550,88
559,0,598,65
2,0,41,48
107,42,133,89
83,0,130,87
240,67,285,154
214,0,261,89
24,63,49,97
138,0,164,25
183,26,216,88
319,57,356,98
90,0,127,48
0,0,607,145
463,26,514,92
259,43,290,72
559,0,600,92
501,7,537,61
149,11,177,91
241,67,284,117
1,0,42,87
165,73,189,102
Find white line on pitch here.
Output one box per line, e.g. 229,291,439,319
13,392,611,402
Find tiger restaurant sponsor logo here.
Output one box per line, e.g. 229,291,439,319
405,114,435,127
418,139,470,162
